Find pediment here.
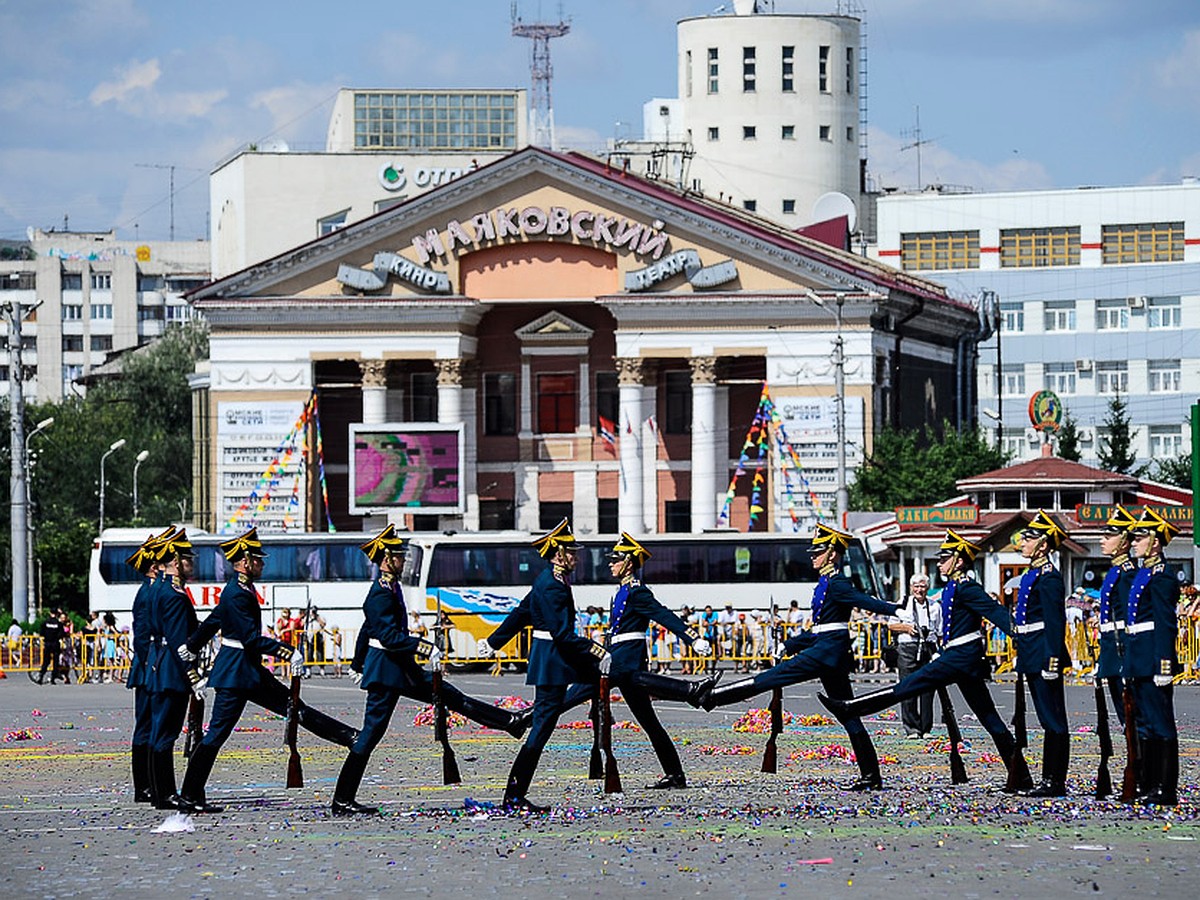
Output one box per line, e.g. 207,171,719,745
514,310,594,344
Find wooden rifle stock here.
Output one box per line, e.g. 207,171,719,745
432,667,461,785
762,687,783,774
588,691,603,779
599,674,622,794
285,672,303,788
1094,686,1113,799
1120,684,1139,802
183,693,204,759
936,686,968,784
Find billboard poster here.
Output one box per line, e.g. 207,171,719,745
349,423,464,515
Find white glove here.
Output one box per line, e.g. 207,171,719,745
1154,674,1173,687
1040,669,1059,682
476,639,496,659
598,652,613,676
424,645,443,672
691,637,712,657
177,644,197,663
192,677,208,701
289,648,306,678
349,669,363,685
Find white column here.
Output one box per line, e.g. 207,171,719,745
358,359,388,531
689,355,719,532
616,357,645,534
519,356,533,437
577,357,590,436
435,358,469,530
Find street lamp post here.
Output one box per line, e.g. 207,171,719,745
6,290,29,622
807,291,850,527
98,438,127,533
132,449,149,519
24,416,54,616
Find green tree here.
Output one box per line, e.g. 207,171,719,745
1096,391,1140,474
1148,453,1193,489
1054,412,1082,462
849,421,1010,511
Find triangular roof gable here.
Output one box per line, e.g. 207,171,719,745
956,456,1140,491
192,146,958,307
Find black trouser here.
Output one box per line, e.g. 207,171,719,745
350,678,513,757
896,642,934,735
506,683,587,800
39,645,61,682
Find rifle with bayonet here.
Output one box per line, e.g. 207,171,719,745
599,671,622,794
285,597,311,789
1119,682,1140,802
762,603,783,774
432,605,461,785
1094,685,1113,799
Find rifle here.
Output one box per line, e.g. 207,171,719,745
285,594,313,790
432,601,461,785
1094,686,1113,799
183,692,204,758
599,673,623,794
936,686,968,784
588,690,604,779
762,603,782,774
1119,683,1139,802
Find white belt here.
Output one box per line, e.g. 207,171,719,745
1099,621,1126,634
944,633,982,649
1014,622,1044,634
610,632,646,645
531,629,553,641
221,637,244,649
1127,622,1155,634
811,623,849,634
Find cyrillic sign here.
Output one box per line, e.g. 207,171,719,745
896,505,980,527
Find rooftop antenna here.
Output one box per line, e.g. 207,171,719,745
511,1,570,149
900,106,936,191
136,163,176,240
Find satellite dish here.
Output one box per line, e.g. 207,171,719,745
811,191,857,233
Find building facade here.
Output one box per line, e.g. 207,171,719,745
872,181,1200,467
1,230,206,403
210,88,527,279
190,147,975,537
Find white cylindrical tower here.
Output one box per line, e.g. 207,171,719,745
677,10,861,227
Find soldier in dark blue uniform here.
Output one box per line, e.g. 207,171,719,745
126,528,170,804
176,528,358,814
1013,510,1070,797
145,528,203,809
1092,504,1138,796
501,519,609,813
819,530,1033,791
701,523,900,791
1125,507,1181,806
332,525,530,816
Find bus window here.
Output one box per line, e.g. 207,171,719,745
645,542,706,584
99,545,142,585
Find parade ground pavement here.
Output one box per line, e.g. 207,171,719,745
3,670,1199,898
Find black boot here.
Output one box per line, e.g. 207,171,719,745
331,751,379,816
1145,738,1179,806
846,731,883,791
1025,733,1067,797
131,743,152,803
503,745,548,813
818,687,897,723
647,772,687,790
629,670,720,708
178,742,225,814
454,694,527,738
700,676,762,712
297,704,359,748
151,750,184,810
997,736,1034,794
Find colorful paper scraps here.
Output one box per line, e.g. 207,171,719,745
698,745,756,756
4,728,42,742
412,706,468,728
790,743,856,763
796,714,833,727
496,695,532,711
733,707,795,734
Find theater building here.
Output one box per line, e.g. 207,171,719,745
189,146,976,537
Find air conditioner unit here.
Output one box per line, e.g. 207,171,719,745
1026,429,1040,446
1126,296,1147,309
1075,358,1093,373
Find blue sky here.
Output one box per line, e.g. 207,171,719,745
1,0,1198,244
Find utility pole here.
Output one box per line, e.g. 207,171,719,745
5,296,28,622
136,163,176,241
833,296,848,527
511,2,570,149
900,106,935,191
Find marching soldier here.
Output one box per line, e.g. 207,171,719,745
501,519,609,813
126,528,170,804
176,527,358,814
701,523,900,791
819,530,1034,791
1125,508,1181,806
1013,510,1070,797
145,528,203,809
1093,504,1138,796
332,526,531,816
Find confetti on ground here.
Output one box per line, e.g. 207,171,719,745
791,743,856,763
233,726,266,733
412,706,468,728
798,858,834,865
30,709,44,717
924,738,971,754
152,812,196,833
3,729,41,742
876,709,898,720
796,714,833,727
559,720,594,730
496,695,532,710
733,708,795,734
977,752,1002,763
698,745,756,756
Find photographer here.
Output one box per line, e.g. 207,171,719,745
888,573,941,739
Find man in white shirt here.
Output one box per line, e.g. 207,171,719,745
888,573,942,738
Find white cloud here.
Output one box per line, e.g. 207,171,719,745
1156,29,1200,98
90,58,161,105
869,126,1053,193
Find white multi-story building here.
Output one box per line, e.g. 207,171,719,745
210,88,527,279
872,181,1200,467
0,230,207,403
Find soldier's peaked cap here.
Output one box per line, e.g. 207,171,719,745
608,532,652,566
810,522,852,552
532,518,582,558
156,527,193,561
220,526,267,561
126,527,172,573
360,523,406,563
939,529,982,562
1021,509,1066,549
1132,507,1179,546
1104,504,1138,533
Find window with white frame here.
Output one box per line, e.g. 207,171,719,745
1096,361,1128,394
91,303,113,320
1001,364,1025,397
707,47,719,93
1148,359,1181,393
1147,296,1181,329
1149,425,1183,458
62,304,82,320
1000,302,1024,333
318,209,349,236
781,45,794,91
1094,299,1128,331
1044,362,1076,395
1043,301,1076,332
62,364,83,383
91,272,111,290
1002,428,1027,459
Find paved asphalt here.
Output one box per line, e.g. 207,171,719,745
2,669,1199,897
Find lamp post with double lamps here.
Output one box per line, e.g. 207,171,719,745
98,438,127,533
805,290,850,527
24,416,54,615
